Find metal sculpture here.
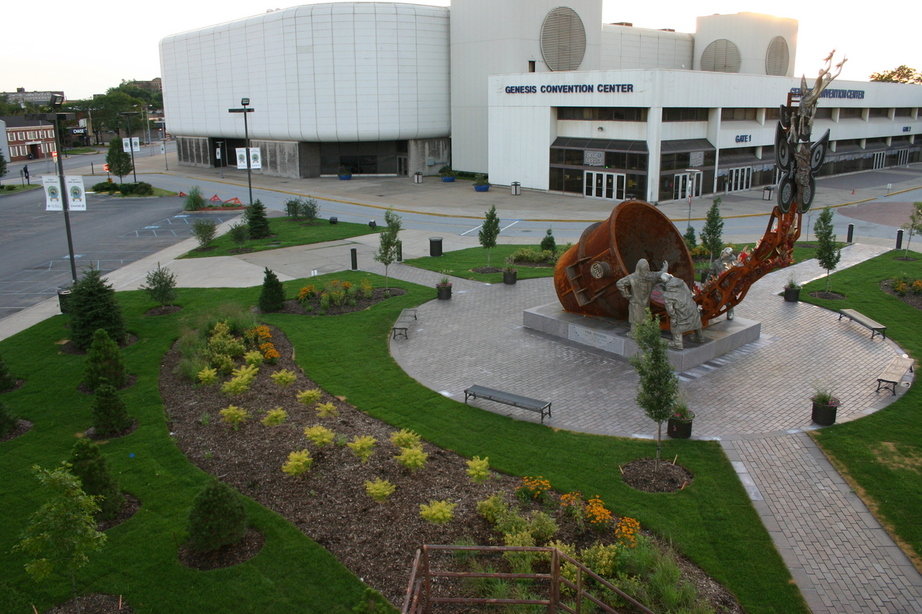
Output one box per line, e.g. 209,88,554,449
554,53,845,330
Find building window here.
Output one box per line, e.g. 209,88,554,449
867,108,889,119
558,107,647,122
722,108,757,121
839,108,863,119
528,60,536,73
894,108,914,117
663,108,708,122
814,108,833,120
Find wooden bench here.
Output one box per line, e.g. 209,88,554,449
838,308,887,340
876,356,914,395
464,385,552,424
391,308,418,340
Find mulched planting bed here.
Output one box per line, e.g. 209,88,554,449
160,325,742,610
621,458,694,493
1,419,33,443
277,287,406,316
44,594,134,614
178,528,265,570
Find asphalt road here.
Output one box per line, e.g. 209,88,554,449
0,188,238,319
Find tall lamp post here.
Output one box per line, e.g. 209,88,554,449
228,97,254,205
120,111,140,183
50,95,79,284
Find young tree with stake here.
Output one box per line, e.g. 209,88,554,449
630,310,678,471
814,207,841,293
479,205,500,267
374,209,402,293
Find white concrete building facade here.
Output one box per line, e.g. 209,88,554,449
160,1,922,201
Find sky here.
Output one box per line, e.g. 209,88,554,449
2,0,914,101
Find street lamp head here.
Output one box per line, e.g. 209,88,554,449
49,94,65,108
241,97,250,106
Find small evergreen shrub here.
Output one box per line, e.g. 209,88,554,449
92,384,132,437
419,500,456,525
219,405,249,428
140,263,177,307
243,350,264,366
69,269,126,350
395,446,428,471
83,329,127,391
364,478,396,502
92,181,118,193
197,367,218,385
68,439,124,521
261,408,288,426
0,401,18,437
270,369,297,387
221,364,259,396
540,228,556,253
186,480,247,553
315,401,338,419
389,429,421,449
297,389,322,406
258,268,285,313
228,223,249,248
466,456,491,483
192,219,217,248
509,247,556,265
527,511,559,544
476,495,510,525
282,449,313,476
347,435,377,463
245,200,271,239
0,354,15,392
304,425,336,447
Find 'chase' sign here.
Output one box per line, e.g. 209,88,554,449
505,83,634,94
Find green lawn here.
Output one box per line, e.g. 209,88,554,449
0,183,42,195
181,217,376,258
800,250,922,566
0,271,809,613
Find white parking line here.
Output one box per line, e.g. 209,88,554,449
460,224,482,236
501,220,520,232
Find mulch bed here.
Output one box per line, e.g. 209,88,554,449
159,324,741,610
144,305,183,317
0,419,33,443
276,287,406,316
809,291,846,300
97,493,142,532
881,280,922,310
621,458,694,493
44,594,134,614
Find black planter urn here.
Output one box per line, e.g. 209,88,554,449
436,285,452,300
503,270,517,285
783,287,801,302
811,401,838,426
666,417,693,439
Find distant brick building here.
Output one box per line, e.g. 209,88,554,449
0,87,65,107
2,117,56,161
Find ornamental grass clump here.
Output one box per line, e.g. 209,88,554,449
304,425,336,447
270,369,297,387
261,408,288,427
219,405,249,429
364,478,396,502
186,480,247,553
419,500,456,525
282,450,313,476
347,435,377,463
466,456,491,483
395,446,428,472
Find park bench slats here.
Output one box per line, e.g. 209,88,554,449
392,308,419,340
464,385,551,423
838,308,886,340
876,356,914,395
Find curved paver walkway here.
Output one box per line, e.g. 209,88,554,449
385,244,922,614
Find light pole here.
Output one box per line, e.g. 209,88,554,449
120,111,140,183
216,140,225,179
50,95,79,285
228,97,254,204
684,169,698,232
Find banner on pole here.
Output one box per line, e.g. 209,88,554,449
66,177,87,211
43,176,63,211
122,137,141,153
235,147,262,170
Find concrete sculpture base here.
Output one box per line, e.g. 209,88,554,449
523,303,761,371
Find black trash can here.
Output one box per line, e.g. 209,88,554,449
429,237,443,257
57,288,72,314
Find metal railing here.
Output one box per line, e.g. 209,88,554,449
402,544,656,613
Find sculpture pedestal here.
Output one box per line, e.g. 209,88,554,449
523,303,761,371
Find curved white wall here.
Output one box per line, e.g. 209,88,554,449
694,13,797,77
160,3,450,142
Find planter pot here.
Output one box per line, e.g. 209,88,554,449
503,270,518,285
441,176,455,182
667,418,693,439
811,401,838,426
783,287,801,302
473,184,490,192
436,285,452,300
338,174,352,180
